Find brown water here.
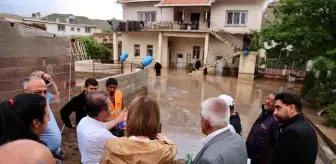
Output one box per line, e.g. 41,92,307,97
147,68,323,163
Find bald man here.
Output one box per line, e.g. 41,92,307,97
23,71,62,156
0,140,55,164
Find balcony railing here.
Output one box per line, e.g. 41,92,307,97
114,20,211,32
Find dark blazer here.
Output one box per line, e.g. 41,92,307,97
246,105,278,164
193,129,247,164
271,114,318,164
60,91,87,128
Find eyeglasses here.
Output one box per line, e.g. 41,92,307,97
25,89,48,95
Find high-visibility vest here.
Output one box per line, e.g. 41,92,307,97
108,90,123,119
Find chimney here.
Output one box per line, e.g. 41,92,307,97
36,12,41,20
56,18,60,23
66,17,70,24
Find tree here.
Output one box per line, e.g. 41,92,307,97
261,0,336,69
76,36,112,60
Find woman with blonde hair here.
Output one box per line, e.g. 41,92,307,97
100,96,176,164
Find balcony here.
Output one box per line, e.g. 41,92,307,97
113,20,217,32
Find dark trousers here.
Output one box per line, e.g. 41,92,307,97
156,70,161,76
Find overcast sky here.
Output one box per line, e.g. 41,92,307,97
0,0,123,20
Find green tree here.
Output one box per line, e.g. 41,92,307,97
261,0,336,68
261,0,336,125
76,36,112,60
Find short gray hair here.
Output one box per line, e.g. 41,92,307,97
201,97,230,128
22,76,43,89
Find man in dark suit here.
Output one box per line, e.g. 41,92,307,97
193,97,247,164
271,92,318,164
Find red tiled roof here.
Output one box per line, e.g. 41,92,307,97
157,0,211,6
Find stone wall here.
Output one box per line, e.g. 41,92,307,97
0,20,77,127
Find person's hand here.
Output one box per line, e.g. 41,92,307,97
116,109,127,123
156,133,174,144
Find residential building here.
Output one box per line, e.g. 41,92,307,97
114,0,265,70
93,33,122,57
0,13,102,36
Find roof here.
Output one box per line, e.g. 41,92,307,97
93,33,114,37
155,0,212,6
23,18,97,28
117,0,161,3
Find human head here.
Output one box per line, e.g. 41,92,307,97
84,78,98,94
218,94,235,114
106,78,118,94
274,92,303,121
23,76,48,98
85,91,110,122
264,91,281,111
0,140,55,164
0,93,49,145
126,96,160,139
201,97,230,136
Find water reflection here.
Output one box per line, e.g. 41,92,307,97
147,69,301,160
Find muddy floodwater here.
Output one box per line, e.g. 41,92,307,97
147,68,323,163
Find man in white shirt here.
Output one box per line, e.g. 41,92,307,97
77,91,126,164
193,97,247,164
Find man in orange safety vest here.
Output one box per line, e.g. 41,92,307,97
106,78,124,137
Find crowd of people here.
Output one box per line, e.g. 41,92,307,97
0,70,319,164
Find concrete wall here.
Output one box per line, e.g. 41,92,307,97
211,0,264,33
122,32,159,63
123,2,174,21
0,21,77,127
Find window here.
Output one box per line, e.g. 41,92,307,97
147,45,153,56
77,28,80,32
226,11,247,26
85,27,91,33
138,12,156,22
71,27,75,31
57,25,65,31
134,44,140,57
110,39,113,42
103,39,108,42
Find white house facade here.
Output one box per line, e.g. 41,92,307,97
113,0,265,72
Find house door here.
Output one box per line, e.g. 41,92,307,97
216,56,223,75
192,46,201,62
176,54,183,68
191,13,200,30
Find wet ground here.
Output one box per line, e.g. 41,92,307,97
147,68,324,163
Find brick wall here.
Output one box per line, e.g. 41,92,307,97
0,20,148,128
0,20,77,127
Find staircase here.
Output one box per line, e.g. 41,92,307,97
209,30,244,51
189,51,242,76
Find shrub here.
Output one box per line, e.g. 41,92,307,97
326,104,336,127
76,36,111,60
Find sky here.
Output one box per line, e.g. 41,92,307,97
0,0,123,20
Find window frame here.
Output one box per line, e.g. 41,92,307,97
134,44,140,57
77,28,80,32
71,27,75,31
57,25,65,31
225,10,248,26
137,11,156,22
147,45,153,56
85,27,91,33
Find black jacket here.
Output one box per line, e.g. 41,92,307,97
271,114,318,164
230,112,242,135
154,62,162,71
246,105,278,164
60,91,87,128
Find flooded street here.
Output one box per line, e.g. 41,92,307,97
147,68,323,163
